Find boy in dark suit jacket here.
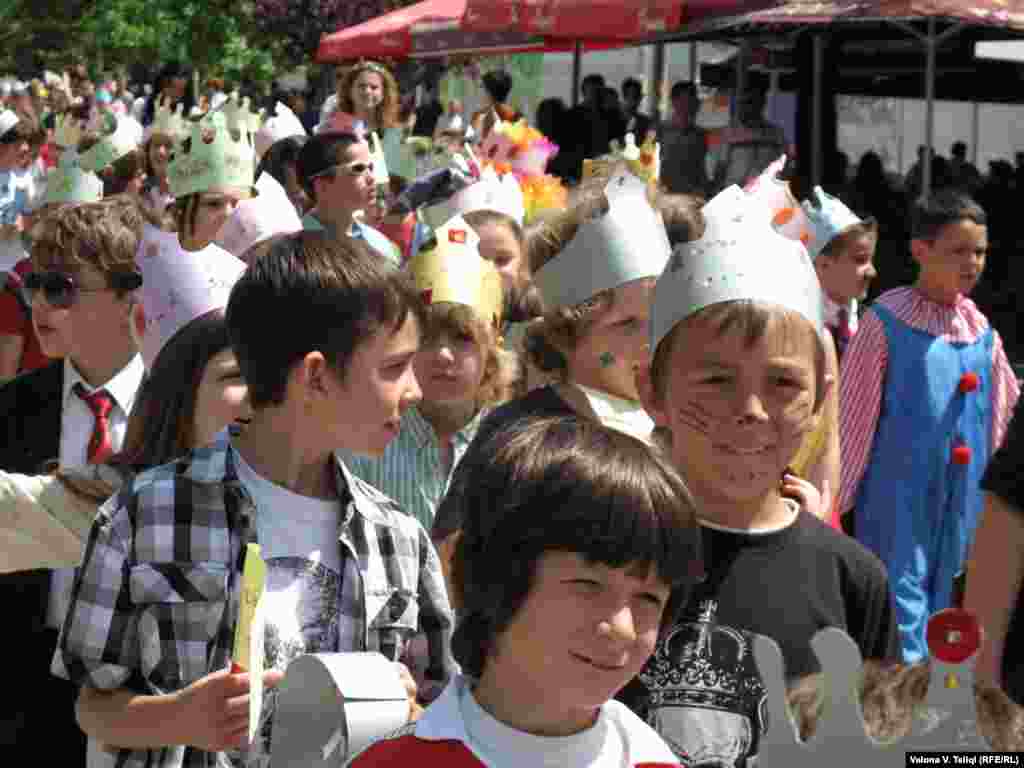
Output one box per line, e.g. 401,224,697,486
0,196,144,765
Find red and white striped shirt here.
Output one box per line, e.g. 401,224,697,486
837,287,1020,515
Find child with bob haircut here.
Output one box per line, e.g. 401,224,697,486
349,415,703,767
628,186,899,767
53,232,453,768
839,191,1020,662
347,215,515,531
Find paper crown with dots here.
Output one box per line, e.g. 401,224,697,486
408,215,504,331
650,184,823,355
801,185,863,261
79,115,139,173
744,155,813,249
753,608,996,767
135,223,247,370
534,169,671,310
45,149,103,205
167,110,257,199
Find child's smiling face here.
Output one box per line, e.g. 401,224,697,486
646,305,824,508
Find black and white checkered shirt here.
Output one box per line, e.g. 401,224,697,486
52,430,454,768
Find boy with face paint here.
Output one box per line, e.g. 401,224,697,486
623,186,900,768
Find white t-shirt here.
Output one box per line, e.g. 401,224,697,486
0,168,32,272
234,448,345,767
438,676,678,767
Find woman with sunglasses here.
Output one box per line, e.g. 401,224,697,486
0,234,252,574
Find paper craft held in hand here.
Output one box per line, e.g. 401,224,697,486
271,652,409,767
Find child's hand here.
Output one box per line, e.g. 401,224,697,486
781,473,822,518
395,662,423,722
173,667,284,751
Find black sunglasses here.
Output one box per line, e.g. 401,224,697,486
24,270,142,309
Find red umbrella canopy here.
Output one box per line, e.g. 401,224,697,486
460,0,683,40
317,0,467,62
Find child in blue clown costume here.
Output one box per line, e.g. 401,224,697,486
838,191,1020,662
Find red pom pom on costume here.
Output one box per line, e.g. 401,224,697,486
959,372,980,394
926,608,982,663
952,444,972,465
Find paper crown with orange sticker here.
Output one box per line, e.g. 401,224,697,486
408,215,504,331
744,155,813,249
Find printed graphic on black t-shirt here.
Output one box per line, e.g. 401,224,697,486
639,596,766,768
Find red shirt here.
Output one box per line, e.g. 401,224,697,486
0,258,50,374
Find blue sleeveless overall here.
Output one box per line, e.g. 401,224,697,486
853,304,993,662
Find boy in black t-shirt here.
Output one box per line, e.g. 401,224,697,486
626,186,900,767
966,401,1024,707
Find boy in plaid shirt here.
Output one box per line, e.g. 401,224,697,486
52,232,454,767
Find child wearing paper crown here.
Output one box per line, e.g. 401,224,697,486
349,416,701,768
622,185,900,767
346,215,516,536
165,108,257,255
838,191,1020,663
802,187,879,363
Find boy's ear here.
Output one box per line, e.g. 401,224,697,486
294,350,334,401
636,364,670,428
910,238,929,266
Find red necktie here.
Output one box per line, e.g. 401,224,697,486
74,383,115,465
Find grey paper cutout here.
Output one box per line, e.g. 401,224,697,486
752,627,992,768
271,652,409,767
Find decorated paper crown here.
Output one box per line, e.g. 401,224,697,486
744,156,812,248
45,149,103,205
650,185,823,355
753,608,994,766
167,110,256,199
409,215,504,330
80,116,139,173
254,101,307,159
534,170,671,310
146,99,187,142
222,91,265,138
215,170,302,261
478,114,559,178
135,223,246,369
617,132,660,183
54,113,84,150
422,165,525,231
802,186,864,260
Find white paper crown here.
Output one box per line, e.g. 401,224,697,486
650,185,823,355
254,101,307,159
754,609,992,768
534,170,671,310
135,223,246,369
54,113,84,150
146,100,187,143
215,171,302,260
167,110,256,199
0,109,18,137
423,165,525,231
80,116,139,173
745,156,812,248
409,215,504,330
802,186,863,260
45,149,103,205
